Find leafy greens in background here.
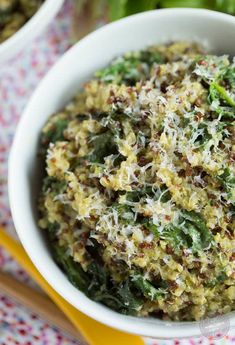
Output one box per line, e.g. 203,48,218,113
108,0,235,20
73,0,235,42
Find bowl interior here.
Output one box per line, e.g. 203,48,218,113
9,9,235,339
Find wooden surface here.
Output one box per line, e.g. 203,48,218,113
0,271,85,343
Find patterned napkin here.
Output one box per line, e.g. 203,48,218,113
0,1,234,344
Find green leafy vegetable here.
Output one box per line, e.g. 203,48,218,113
161,0,234,13
96,50,163,85
42,176,67,194
217,108,235,120
138,50,163,65
88,131,118,163
47,222,60,241
143,221,159,237
96,56,141,85
215,0,235,14
207,270,227,287
131,274,166,300
0,12,9,25
52,237,171,314
143,211,212,252
108,0,159,21
207,77,235,120
161,0,207,7
114,280,144,314
180,210,212,248
126,185,171,203
53,243,90,292
107,0,235,22
162,224,189,250
107,0,128,21
222,65,235,90
41,119,69,147
52,241,145,315
209,81,235,108
217,168,235,204
192,122,212,148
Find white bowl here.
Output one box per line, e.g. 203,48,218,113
0,0,64,64
9,8,235,339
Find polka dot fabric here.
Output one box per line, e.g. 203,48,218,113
0,1,234,344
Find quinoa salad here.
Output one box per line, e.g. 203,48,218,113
0,0,44,43
38,42,235,321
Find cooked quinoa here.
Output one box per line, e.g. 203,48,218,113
0,0,44,43
38,42,235,321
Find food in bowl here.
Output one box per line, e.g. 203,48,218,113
38,41,235,322
0,0,44,42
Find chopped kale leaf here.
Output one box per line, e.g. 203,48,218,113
143,211,212,253
209,81,235,108
217,168,235,204
131,274,167,301
42,176,66,194
96,50,163,85
53,243,90,292
41,119,69,147
88,131,118,163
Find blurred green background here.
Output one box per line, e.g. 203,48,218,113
108,0,235,21
76,0,235,22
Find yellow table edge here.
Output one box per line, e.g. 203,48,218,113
0,229,145,345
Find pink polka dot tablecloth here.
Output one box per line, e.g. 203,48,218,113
0,1,235,344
